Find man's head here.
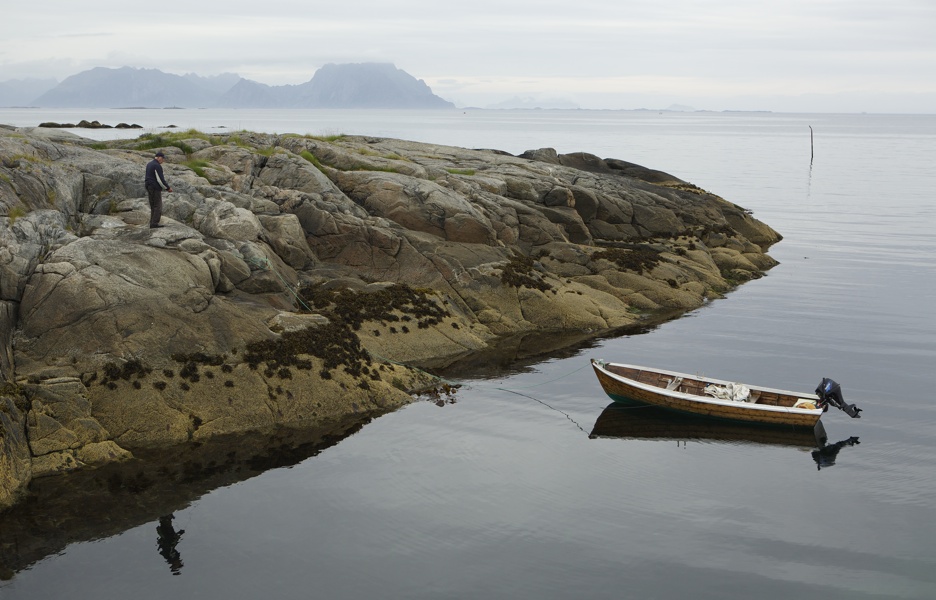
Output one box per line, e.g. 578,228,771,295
155,151,165,163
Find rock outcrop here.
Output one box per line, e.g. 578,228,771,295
0,124,780,511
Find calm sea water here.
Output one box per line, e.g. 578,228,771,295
2,109,935,599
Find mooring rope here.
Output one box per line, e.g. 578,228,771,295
488,385,588,434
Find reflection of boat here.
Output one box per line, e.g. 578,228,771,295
589,403,860,469
591,359,862,426
589,403,824,448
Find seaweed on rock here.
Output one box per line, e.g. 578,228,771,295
296,283,450,331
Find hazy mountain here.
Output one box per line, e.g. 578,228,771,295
0,78,58,107
32,67,221,108
18,63,453,109
214,78,316,108
290,63,454,108
182,72,242,94
215,63,453,109
214,78,285,108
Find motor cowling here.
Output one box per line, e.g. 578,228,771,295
816,378,862,418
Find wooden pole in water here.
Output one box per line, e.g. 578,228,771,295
809,126,814,162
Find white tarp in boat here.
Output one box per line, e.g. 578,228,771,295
704,382,751,402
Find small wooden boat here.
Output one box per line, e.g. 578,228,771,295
591,359,861,427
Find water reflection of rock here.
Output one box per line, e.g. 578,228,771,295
0,415,372,579
434,314,682,380
589,403,860,470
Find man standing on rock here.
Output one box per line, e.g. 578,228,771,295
145,151,172,228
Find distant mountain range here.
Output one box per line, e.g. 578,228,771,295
0,63,455,109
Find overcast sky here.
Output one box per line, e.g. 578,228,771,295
3,0,934,112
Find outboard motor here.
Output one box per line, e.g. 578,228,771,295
816,378,862,418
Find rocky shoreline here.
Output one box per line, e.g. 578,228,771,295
0,123,781,512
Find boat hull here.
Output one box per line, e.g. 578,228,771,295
591,360,823,427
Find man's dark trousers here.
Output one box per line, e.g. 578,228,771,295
147,185,162,227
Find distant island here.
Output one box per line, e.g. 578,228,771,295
0,63,454,110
